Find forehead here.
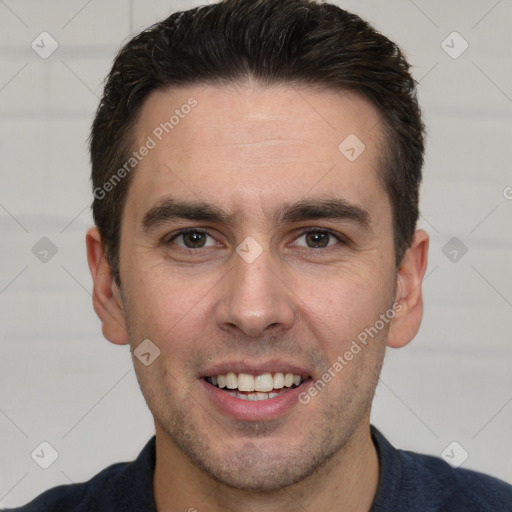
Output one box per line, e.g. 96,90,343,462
125,83,388,224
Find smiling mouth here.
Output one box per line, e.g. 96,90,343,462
205,372,306,401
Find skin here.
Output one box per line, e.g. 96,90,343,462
87,82,428,511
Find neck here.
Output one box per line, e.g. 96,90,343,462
153,419,380,512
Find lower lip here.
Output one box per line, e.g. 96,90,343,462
200,378,311,421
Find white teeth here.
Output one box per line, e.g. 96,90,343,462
236,393,279,402
207,371,304,395
225,372,237,389
234,391,277,401
254,373,274,392
273,372,285,389
237,373,255,392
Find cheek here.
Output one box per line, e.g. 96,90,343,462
122,271,210,402
122,261,218,353
294,266,393,342
297,273,391,402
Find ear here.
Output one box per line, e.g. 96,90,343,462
386,229,429,349
86,227,128,345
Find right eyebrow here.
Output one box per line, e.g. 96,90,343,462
141,198,237,232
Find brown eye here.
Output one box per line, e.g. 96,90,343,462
293,229,340,249
182,231,207,248
169,230,217,249
305,231,331,248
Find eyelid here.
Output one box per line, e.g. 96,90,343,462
291,227,350,246
164,227,218,246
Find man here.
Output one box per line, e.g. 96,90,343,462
8,0,511,510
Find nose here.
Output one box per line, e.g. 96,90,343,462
214,248,295,338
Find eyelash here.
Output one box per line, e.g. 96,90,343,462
165,228,217,249
164,227,347,250
293,227,347,249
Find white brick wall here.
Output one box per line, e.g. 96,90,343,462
1,0,511,506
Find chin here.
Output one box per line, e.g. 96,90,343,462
188,433,341,493
206,455,319,492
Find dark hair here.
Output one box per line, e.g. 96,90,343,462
90,0,424,285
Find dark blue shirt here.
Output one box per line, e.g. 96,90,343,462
6,426,512,511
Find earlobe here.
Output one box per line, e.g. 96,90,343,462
387,229,429,349
86,227,129,345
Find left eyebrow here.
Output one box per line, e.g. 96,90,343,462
274,198,372,231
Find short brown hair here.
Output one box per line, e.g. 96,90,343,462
90,0,424,285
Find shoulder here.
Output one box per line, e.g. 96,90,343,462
4,437,156,512
371,426,512,512
4,461,128,512
399,447,512,511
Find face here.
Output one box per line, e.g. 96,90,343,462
100,83,407,490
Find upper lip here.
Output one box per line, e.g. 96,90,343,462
200,360,311,378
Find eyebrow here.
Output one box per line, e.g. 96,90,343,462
142,199,236,231
273,198,371,230
141,197,372,232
